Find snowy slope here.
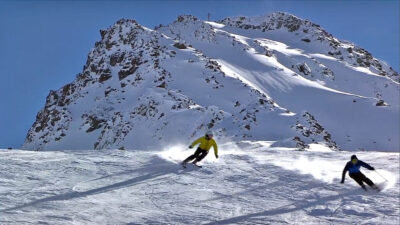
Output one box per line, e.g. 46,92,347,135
23,13,399,151
1,145,399,224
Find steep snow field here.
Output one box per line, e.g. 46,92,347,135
1,144,399,224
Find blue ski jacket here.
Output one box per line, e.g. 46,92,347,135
341,160,374,182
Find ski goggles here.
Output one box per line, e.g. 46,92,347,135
351,159,358,164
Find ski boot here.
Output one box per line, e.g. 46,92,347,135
192,160,202,168
371,184,380,191
181,161,187,168
361,185,367,191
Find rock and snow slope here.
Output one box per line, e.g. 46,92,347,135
1,145,399,224
23,12,399,151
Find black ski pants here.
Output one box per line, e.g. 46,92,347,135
184,148,208,163
349,172,375,187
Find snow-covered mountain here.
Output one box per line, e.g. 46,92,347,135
23,12,399,151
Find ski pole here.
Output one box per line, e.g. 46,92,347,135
374,170,388,182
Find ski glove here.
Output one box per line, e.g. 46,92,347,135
340,180,344,184
215,155,219,159
189,145,193,149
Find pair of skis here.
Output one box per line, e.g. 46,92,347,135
363,185,381,192
181,162,202,169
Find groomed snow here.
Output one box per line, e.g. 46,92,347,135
1,143,399,224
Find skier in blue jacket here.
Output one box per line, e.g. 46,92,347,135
341,155,379,191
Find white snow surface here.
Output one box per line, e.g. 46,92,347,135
23,12,399,151
1,143,399,224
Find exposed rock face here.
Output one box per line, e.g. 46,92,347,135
295,112,339,150
24,13,399,151
297,63,311,76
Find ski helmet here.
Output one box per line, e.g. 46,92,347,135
351,155,358,164
205,131,213,137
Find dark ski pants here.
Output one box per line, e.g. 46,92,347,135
349,172,375,188
183,148,208,163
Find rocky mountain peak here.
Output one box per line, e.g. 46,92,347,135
219,12,332,39
176,15,199,23
265,12,317,30
157,15,216,43
97,18,155,51
100,18,143,39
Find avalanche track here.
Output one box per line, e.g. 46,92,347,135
1,143,399,224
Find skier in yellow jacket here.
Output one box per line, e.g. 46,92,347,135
182,131,218,167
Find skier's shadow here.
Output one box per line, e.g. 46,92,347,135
203,188,360,225
2,155,186,212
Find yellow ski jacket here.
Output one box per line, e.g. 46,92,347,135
190,136,218,157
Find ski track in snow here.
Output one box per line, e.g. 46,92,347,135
1,143,399,225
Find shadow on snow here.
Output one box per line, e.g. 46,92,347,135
2,155,188,212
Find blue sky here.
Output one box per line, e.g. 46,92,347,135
0,0,399,148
